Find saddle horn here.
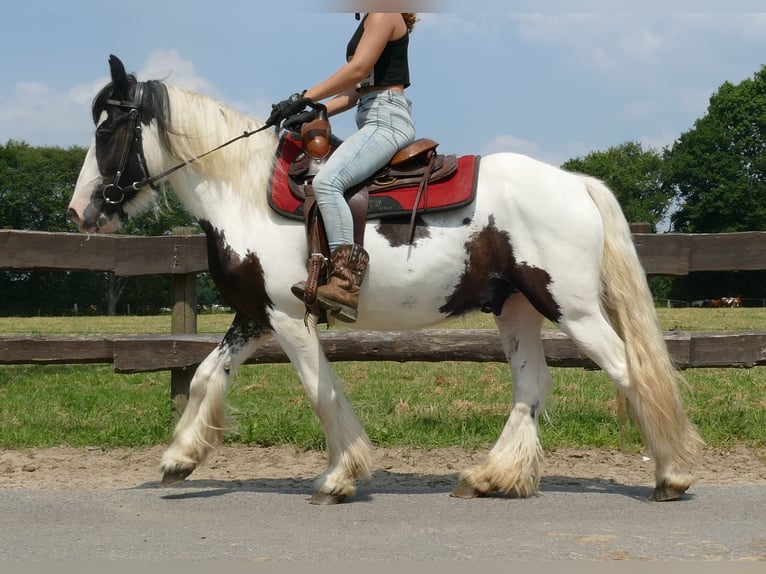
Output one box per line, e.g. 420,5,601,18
301,107,331,159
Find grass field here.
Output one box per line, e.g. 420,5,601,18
0,308,763,451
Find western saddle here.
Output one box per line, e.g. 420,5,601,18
287,107,458,320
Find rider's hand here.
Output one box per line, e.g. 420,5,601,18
266,92,311,128
283,109,318,132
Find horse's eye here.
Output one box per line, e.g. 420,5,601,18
96,128,113,143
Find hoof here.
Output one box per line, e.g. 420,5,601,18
450,478,485,499
650,481,689,501
160,468,194,487
310,491,347,505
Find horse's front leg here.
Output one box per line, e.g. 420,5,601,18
453,296,550,499
272,312,372,504
160,313,271,486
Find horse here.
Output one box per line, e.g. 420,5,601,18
721,296,742,308
68,55,703,504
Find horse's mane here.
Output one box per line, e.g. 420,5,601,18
94,77,278,194
151,82,278,189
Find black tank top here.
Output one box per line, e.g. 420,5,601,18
346,15,410,89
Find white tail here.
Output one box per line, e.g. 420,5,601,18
583,177,704,483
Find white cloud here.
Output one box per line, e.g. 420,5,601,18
619,28,662,62
509,12,766,84
416,13,504,36
639,128,677,152
479,134,571,167
620,98,662,121
139,49,220,98
0,80,92,146
510,14,670,76
0,51,221,147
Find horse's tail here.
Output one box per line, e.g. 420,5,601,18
582,176,703,473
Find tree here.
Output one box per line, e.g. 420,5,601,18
0,141,98,315
561,141,670,229
0,141,215,316
661,67,766,302
663,66,766,233
0,140,86,231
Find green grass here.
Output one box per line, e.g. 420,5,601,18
1,306,764,334
0,365,172,447
0,309,764,451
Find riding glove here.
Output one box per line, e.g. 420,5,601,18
283,109,318,132
266,92,310,128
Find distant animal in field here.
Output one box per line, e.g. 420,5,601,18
721,296,742,308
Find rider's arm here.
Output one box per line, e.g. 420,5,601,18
324,88,360,117
302,13,400,103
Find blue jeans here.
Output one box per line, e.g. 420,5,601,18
313,89,416,252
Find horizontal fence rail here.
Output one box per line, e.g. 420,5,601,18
1,229,765,382
0,230,208,276
2,229,765,275
1,330,765,371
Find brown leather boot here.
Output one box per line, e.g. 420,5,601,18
315,243,369,323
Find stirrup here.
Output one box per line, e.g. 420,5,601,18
316,295,358,323
291,281,307,302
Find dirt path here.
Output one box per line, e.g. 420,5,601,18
1,445,763,490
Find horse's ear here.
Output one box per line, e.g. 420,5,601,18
108,54,130,97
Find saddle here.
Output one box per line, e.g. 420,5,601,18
267,111,480,320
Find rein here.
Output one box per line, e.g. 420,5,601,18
102,81,274,205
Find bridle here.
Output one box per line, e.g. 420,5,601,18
101,81,154,207
100,81,274,212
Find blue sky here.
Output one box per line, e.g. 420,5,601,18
2,1,766,167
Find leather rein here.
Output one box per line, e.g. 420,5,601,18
101,81,273,209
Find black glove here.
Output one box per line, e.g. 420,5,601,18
283,109,318,132
266,92,310,128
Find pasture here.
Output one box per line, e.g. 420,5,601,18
0,308,763,452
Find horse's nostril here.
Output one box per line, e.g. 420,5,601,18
68,207,83,227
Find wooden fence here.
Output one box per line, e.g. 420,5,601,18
1,228,765,409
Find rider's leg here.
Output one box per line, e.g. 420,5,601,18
295,90,415,321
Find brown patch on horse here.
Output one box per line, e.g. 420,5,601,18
440,216,561,322
200,221,273,328
375,215,432,247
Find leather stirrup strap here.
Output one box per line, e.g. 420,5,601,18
407,153,436,245
302,192,328,319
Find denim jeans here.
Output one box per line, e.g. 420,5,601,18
313,89,416,252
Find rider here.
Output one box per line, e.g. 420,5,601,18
268,13,417,323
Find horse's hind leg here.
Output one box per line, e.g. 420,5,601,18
453,295,551,498
558,310,701,500
271,313,372,504
160,313,270,486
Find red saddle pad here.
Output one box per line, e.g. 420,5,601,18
268,134,480,220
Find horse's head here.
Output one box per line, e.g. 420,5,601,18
68,55,166,233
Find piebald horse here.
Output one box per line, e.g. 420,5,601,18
68,55,703,504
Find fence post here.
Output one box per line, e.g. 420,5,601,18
170,226,199,422
629,222,653,233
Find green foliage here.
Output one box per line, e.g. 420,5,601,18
561,141,669,227
0,140,87,231
660,67,766,300
0,141,215,315
663,66,766,233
